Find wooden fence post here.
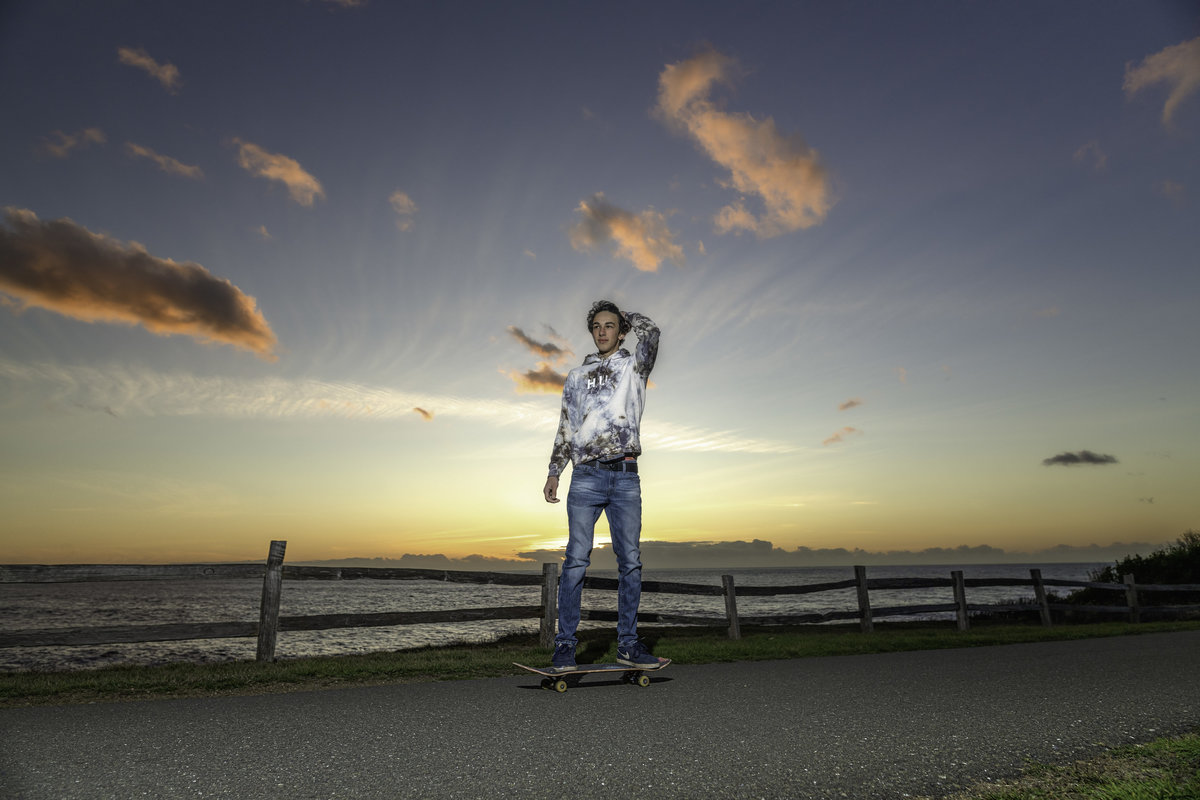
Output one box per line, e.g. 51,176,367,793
854,565,873,633
722,574,741,640
540,562,558,648
1030,568,1053,627
951,570,969,631
1123,573,1140,624
256,540,287,663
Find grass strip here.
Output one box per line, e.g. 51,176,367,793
916,731,1200,799
1,618,1196,708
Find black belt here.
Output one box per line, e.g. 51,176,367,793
593,457,637,473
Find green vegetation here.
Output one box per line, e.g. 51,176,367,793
1072,530,1200,608
919,732,1200,800
3,618,1197,708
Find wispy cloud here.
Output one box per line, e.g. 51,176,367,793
823,426,861,446
1124,36,1200,128
507,326,573,366
837,397,863,411
232,138,325,206
644,421,799,455
1042,450,1119,467
0,360,799,457
125,142,203,179
8,360,799,461
1073,140,1107,170
895,366,908,384
0,208,277,360
656,48,833,237
1158,180,1185,203
389,190,418,230
117,46,181,93
39,128,105,159
568,192,684,272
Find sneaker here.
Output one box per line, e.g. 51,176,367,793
617,641,662,668
551,642,576,671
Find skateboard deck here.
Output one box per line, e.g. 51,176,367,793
514,659,671,692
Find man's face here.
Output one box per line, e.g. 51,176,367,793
590,310,623,358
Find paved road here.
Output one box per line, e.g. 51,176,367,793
2,631,1198,799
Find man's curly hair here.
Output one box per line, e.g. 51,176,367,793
586,300,631,335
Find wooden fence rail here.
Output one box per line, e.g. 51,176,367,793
2,541,1198,662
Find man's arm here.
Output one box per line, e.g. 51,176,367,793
624,311,660,380
544,387,572,503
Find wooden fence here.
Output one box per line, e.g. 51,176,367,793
2,540,1198,663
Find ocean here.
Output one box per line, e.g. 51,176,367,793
0,563,1105,672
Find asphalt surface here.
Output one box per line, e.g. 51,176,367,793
2,630,1198,799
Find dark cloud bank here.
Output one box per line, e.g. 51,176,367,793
302,538,1167,572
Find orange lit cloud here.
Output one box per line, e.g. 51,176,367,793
569,193,684,272
40,128,106,159
823,426,861,446
117,46,181,93
656,49,833,237
412,407,434,421
838,397,863,411
389,190,418,230
232,138,325,206
0,208,277,360
1124,36,1200,127
125,142,203,180
505,362,567,394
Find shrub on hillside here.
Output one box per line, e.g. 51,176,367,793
1068,531,1200,609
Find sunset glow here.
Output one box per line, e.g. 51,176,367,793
1,2,1197,566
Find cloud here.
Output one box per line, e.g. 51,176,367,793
1124,36,1200,127
1073,140,1107,170
254,225,271,240
508,326,573,366
895,366,908,384
117,46,181,93
656,49,833,237
1042,450,1119,467
1158,180,1185,203
523,249,537,260
1035,306,1061,318
837,397,863,411
823,426,861,446
125,142,203,180
232,138,325,206
1,358,802,457
568,192,684,272
412,407,433,421
389,190,418,230
40,128,106,159
505,362,567,394
0,208,277,360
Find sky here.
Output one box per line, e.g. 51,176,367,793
2,1,1198,567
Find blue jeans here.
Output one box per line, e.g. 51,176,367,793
555,462,642,649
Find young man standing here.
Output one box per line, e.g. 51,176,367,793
542,300,662,670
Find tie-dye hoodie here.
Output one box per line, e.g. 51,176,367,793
547,312,660,477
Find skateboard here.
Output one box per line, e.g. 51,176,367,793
514,659,671,692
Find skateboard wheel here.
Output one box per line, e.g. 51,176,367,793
553,679,569,693
635,674,651,688
540,678,552,690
